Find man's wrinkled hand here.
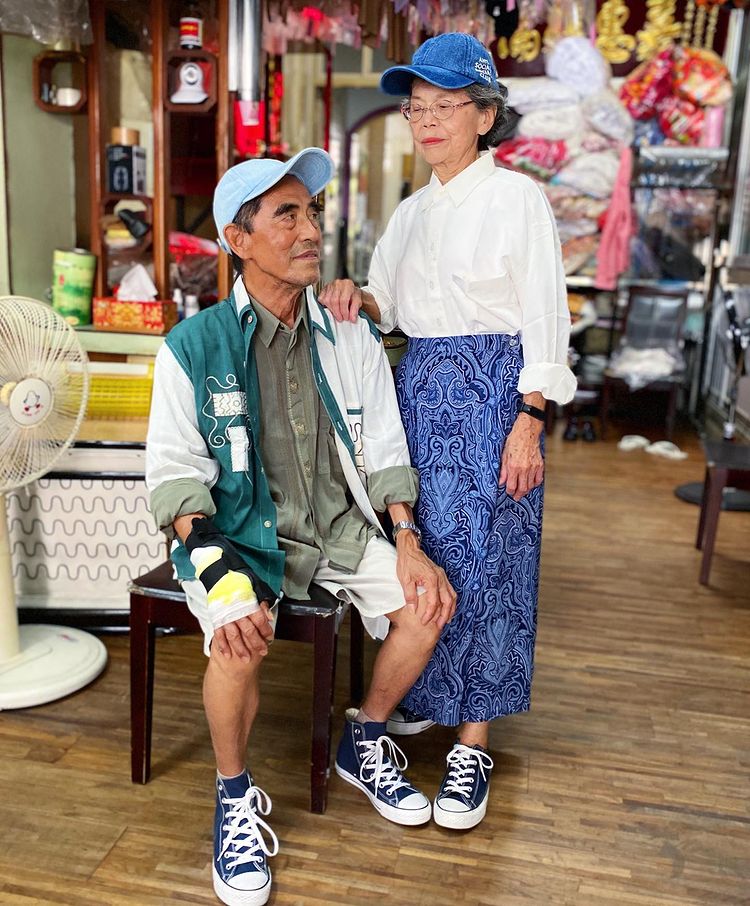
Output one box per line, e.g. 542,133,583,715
396,536,457,629
212,602,275,662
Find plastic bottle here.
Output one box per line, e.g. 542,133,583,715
172,287,184,320
184,293,200,318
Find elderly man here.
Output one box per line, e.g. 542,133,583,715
145,148,456,906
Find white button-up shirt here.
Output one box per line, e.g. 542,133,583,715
364,152,577,404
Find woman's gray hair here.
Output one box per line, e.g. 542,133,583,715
465,81,509,151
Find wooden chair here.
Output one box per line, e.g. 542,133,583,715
600,284,689,440
695,440,750,585
129,562,365,814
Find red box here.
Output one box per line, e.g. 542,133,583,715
93,297,178,335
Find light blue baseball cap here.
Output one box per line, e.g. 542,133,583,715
380,32,498,96
213,148,335,252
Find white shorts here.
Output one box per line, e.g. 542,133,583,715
182,535,406,657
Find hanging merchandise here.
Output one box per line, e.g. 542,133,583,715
671,46,732,107
595,0,636,64
229,0,263,128
546,35,611,97
619,49,674,120
635,0,682,62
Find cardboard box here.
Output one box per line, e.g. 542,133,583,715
106,144,147,195
93,298,177,335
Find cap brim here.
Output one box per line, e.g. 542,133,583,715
282,147,335,198
380,64,474,96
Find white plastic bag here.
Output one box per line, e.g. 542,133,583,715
546,36,611,98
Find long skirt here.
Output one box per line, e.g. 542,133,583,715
396,333,544,725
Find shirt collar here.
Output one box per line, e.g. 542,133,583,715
418,151,496,213
232,276,306,348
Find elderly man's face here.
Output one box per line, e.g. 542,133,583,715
236,175,323,289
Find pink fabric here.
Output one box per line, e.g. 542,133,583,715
595,145,633,291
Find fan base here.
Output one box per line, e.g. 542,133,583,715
0,624,107,710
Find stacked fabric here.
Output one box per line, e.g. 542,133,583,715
495,37,633,279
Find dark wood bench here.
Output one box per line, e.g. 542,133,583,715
129,561,365,813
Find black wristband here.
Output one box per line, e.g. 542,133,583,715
518,402,546,422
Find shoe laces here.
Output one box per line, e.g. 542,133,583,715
357,735,411,795
218,785,279,871
442,745,494,797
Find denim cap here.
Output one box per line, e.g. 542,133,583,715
213,147,335,252
380,32,498,96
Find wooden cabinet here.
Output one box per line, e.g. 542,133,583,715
87,1,232,301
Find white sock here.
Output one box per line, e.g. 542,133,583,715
354,708,377,725
217,768,247,781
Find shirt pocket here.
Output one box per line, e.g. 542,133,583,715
452,272,517,331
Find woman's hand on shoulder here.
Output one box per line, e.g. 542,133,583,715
319,279,363,323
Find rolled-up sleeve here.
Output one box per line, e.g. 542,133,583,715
509,185,577,405
146,344,219,537
367,464,419,511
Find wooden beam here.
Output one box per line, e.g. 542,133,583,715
152,0,169,300
216,0,231,300
87,3,105,298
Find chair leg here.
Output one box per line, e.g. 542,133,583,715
349,606,365,704
699,467,727,585
310,615,338,814
130,597,156,784
599,377,610,440
665,384,678,441
696,467,710,550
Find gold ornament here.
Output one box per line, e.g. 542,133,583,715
495,36,510,60
681,0,696,44
636,0,682,61
509,26,542,62
595,0,636,64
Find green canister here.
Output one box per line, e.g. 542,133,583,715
51,248,97,326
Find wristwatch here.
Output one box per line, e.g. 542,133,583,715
392,520,422,543
518,401,546,422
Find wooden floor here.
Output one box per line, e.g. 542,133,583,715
1,429,748,905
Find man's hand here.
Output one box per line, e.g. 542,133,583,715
500,414,544,502
213,602,275,661
395,532,457,629
318,279,363,323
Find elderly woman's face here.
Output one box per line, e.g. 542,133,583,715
407,79,493,173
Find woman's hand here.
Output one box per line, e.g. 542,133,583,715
500,413,544,501
319,279,363,323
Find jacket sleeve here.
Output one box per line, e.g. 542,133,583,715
146,344,219,536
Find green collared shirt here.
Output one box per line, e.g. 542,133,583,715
250,295,413,599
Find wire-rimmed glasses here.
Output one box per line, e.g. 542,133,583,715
400,100,474,123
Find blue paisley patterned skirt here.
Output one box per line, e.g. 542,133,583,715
396,333,543,725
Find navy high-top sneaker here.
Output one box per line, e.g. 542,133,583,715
433,743,494,830
335,708,431,825
213,771,279,906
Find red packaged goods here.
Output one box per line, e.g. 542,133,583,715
494,137,568,180
672,46,732,107
657,95,705,145
619,49,673,120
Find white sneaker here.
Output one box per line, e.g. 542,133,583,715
433,744,494,831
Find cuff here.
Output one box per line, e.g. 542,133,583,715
517,363,577,405
367,465,419,511
360,284,396,333
150,478,217,540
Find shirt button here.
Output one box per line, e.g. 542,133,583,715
429,281,435,289
304,463,312,476
289,380,299,393
263,520,272,528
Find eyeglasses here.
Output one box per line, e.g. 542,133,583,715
400,100,474,123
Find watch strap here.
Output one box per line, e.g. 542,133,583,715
518,402,546,422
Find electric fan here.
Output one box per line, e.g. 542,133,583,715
0,296,107,709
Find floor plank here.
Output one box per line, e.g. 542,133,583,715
2,430,748,905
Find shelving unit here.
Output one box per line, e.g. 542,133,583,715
33,49,88,114
87,0,231,301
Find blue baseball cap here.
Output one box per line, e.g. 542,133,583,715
380,32,498,96
213,147,335,252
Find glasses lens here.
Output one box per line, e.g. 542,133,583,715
434,102,455,120
405,105,424,122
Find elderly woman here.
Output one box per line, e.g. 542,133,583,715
321,32,576,830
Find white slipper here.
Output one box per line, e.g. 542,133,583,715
617,434,650,452
645,441,688,460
